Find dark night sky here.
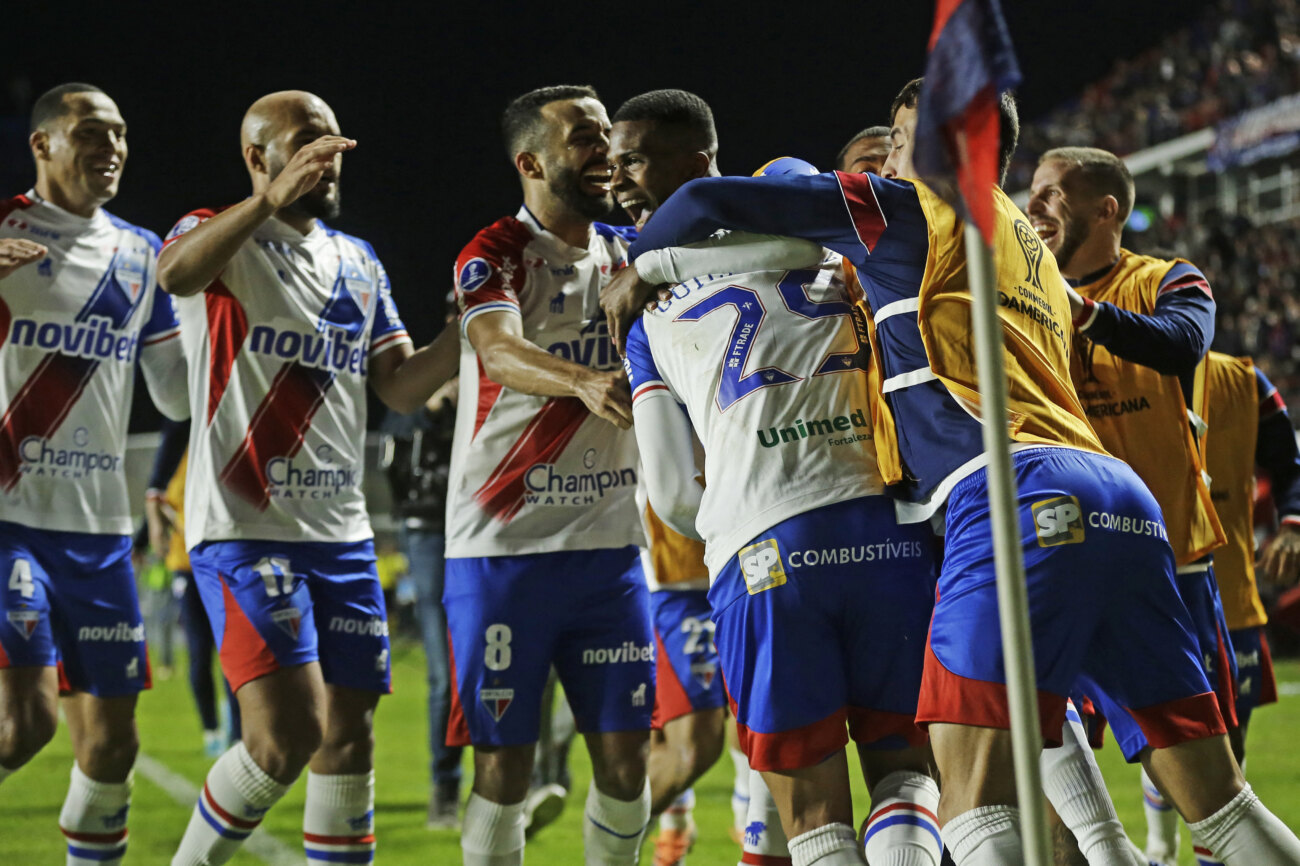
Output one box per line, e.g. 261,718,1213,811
3,0,1210,424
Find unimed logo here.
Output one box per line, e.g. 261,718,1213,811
1031,495,1085,547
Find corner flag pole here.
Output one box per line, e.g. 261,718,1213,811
964,222,1052,865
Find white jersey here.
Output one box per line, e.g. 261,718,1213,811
165,207,412,548
446,206,644,558
0,191,185,536
623,263,884,575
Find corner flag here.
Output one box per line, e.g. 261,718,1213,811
912,0,1022,244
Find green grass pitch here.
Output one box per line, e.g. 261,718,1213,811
3,641,1297,863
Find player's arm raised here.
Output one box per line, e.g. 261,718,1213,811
158,135,356,297
467,310,632,429
368,325,460,415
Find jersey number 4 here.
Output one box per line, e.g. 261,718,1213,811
674,269,870,412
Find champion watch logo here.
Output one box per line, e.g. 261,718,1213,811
481,688,514,721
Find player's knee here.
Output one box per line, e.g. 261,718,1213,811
79,724,140,778
593,756,648,801
0,699,58,768
251,710,324,781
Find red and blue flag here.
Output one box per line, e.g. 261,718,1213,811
912,0,1022,243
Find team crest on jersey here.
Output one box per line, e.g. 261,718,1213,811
1032,495,1085,547
690,660,717,689
7,608,40,639
166,214,201,241
270,606,303,640
338,258,374,312
459,257,493,293
480,688,514,721
112,246,149,305
737,538,786,595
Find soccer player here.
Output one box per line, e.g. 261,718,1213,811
835,126,892,174
158,90,456,866
444,84,654,866
622,167,942,866
610,88,726,866
1025,147,1236,865
613,78,1300,866
0,82,188,866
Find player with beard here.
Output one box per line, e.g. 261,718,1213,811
159,90,457,866
444,85,653,866
0,83,188,866
835,127,892,174
612,78,1300,866
1027,148,1233,866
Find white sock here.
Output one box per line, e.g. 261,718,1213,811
864,771,942,866
303,771,375,864
1140,766,1180,864
660,787,695,832
170,742,289,866
583,778,651,866
462,793,525,866
60,763,131,865
1193,846,1226,866
1039,712,1133,865
788,823,866,865
731,747,752,834
942,805,1022,866
742,771,791,865
1187,783,1300,866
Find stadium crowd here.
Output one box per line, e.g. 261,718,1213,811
1006,0,1300,189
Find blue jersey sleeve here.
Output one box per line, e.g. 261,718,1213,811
622,317,675,405
1254,366,1300,520
146,417,191,492
1079,262,1215,377
630,172,913,268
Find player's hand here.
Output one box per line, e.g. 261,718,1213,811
575,369,633,429
144,495,177,556
601,265,657,354
1063,284,1084,321
1260,522,1300,586
0,238,47,280
262,135,356,211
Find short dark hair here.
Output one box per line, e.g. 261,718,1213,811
889,77,1020,185
612,89,717,154
31,82,106,134
501,84,599,159
835,125,892,171
1038,146,1135,221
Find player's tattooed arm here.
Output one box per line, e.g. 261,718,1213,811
0,238,47,281
369,325,460,415
467,310,632,429
158,135,356,297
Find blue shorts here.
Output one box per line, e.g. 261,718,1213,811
0,521,148,697
650,589,726,727
1178,565,1238,729
918,447,1226,760
444,546,653,747
189,539,390,694
709,496,938,772
1230,626,1277,726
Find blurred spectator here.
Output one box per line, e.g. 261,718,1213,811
1008,0,1300,190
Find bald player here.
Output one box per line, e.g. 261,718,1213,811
0,82,188,866
159,90,456,866
835,127,892,174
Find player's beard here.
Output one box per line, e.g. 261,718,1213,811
548,163,614,221
284,185,341,221
1051,215,1091,274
